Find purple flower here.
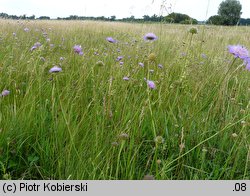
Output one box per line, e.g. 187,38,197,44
116,56,123,61
30,42,42,51
30,46,37,51
244,58,250,71
34,42,42,47
1,90,10,97
139,62,144,67
73,45,83,55
147,80,156,89
228,45,249,60
106,37,116,43
60,57,65,61
158,64,163,69
119,62,124,65
49,66,62,73
143,33,158,41
24,27,29,32
123,77,129,81
201,53,207,59
43,32,48,37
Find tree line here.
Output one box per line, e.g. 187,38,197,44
0,12,195,24
0,0,249,25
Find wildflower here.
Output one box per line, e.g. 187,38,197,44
189,27,198,34
60,57,65,61
149,69,154,73
201,53,207,58
118,133,129,140
49,66,62,73
228,45,249,60
143,33,158,41
148,53,156,62
139,62,144,67
13,32,16,36
111,142,119,147
73,45,83,55
43,32,48,37
241,121,246,125
147,80,156,89
123,76,129,81
30,42,42,51
96,61,105,66
232,133,238,138
35,42,42,47
24,27,29,32
1,90,10,97
106,37,116,43
154,136,164,144
30,46,37,51
158,64,163,69
116,56,123,61
119,62,124,65
156,160,162,165
244,57,250,71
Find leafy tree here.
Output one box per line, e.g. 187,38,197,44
28,15,35,20
0,12,9,18
110,15,116,21
38,16,50,20
207,15,223,25
239,18,250,25
218,0,242,25
143,15,150,21
165,12,197,24
129,15,135,21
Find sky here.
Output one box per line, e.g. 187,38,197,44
1,0,250,21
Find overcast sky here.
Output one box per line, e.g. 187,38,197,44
1,0,250,21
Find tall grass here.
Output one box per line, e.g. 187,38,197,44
0,19,249,179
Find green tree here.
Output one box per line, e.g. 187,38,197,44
165,13,197,24
143,15,150,21
110,15,116,21
207,15,223,25
218,0,242,25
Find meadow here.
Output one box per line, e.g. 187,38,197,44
0,19,249,180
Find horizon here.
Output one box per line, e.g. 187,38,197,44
0,0,250,21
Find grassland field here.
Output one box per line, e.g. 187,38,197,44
0,19,249,180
